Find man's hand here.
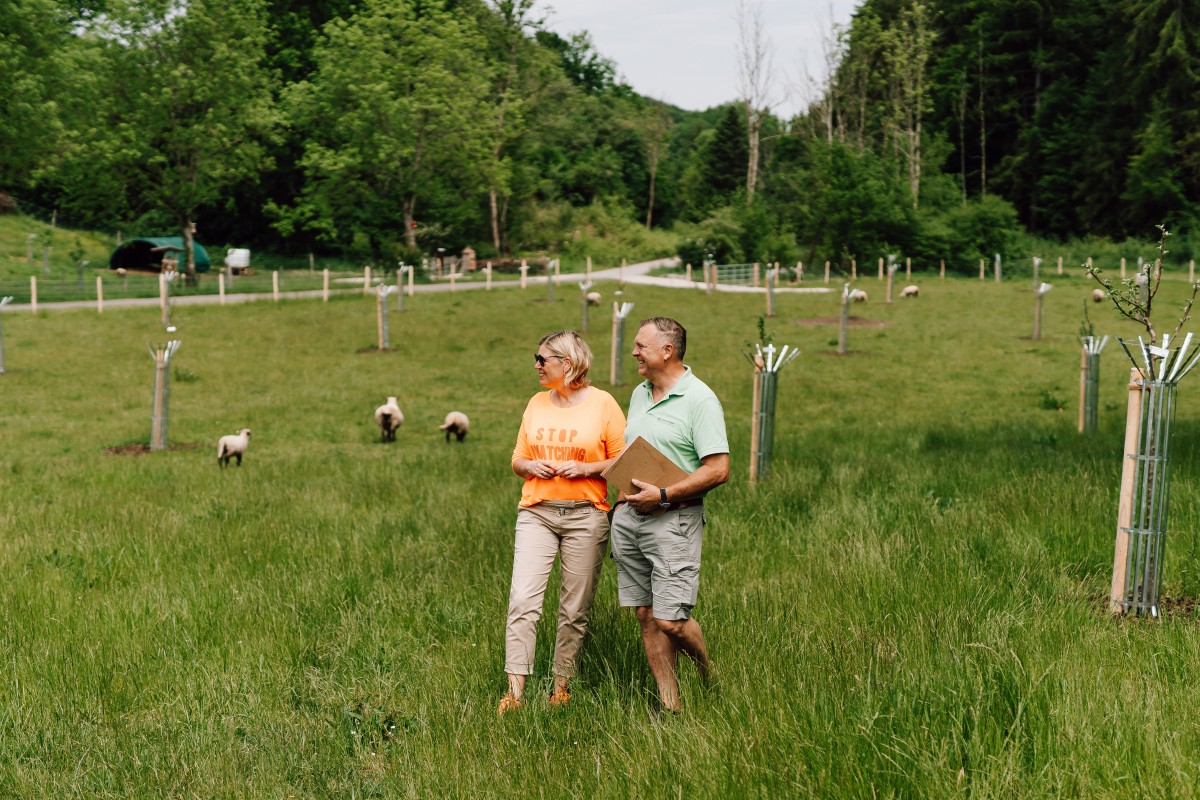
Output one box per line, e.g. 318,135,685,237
625,478,662,514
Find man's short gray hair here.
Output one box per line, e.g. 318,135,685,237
639,316,686,360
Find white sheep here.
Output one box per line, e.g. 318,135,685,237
900,284,919,298
439,411,470,443
586,291,602,306
1092,288,1106,303
848,289,868,303
374,396,404,442
217,428,251,467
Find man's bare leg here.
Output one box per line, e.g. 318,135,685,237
657,617,710,682
636,606,680,711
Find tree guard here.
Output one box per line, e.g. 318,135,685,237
1110,335,1200,615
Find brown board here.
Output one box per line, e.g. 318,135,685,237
601,435,689,496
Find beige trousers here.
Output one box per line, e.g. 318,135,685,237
505,501,610,678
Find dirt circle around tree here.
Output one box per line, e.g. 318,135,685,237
104,442,205,456
792,316,887,328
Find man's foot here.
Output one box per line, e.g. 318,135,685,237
699,660,719,697
649,697,681,722
497,692,524,715
548,687,571,708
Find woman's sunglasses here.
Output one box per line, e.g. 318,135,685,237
534,354,563,367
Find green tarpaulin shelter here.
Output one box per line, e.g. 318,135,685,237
108,237,211,273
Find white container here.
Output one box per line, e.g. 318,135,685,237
225,248,250,270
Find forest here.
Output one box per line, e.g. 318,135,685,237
2,0,1196,272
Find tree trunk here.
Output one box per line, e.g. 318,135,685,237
645,163,657,229
490,187,501,251
978,37,987,197
746,105,760,204
182,219,197,287
403,196,417,250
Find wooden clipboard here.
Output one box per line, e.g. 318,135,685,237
601,436,688,496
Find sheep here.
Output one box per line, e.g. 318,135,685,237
439,411,470,443
1092,288,1106,303
900,284,919,298
217,428,251,467
848,289,868,303
586,291,602,306
374,396,404,442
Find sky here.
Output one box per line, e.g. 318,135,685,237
535,0,860,119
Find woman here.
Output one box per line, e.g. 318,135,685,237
499,330,626,713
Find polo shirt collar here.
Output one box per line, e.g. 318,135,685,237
640,366,694,403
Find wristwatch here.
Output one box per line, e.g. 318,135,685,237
658,488,671,511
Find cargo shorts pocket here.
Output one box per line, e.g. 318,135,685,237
664,560,700,608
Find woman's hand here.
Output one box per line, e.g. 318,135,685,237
525,460,557,480
556,460,589,480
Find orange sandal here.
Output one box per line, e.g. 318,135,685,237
548,687,571,707
497,692,525,715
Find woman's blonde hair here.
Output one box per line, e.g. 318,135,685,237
539,330,592,388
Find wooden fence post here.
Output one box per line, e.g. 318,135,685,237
1110,368,1144,613
322,268,329,302
96,276,103,314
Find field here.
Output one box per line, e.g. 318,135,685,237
5,269,1200,797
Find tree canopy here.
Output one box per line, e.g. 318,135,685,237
3,0,1197,265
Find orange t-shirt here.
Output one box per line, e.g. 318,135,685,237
512,387,627,510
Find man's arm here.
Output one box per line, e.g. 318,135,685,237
624,452,729,514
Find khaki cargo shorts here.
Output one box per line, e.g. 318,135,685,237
609,503,704,620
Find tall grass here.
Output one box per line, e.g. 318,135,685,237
3,271,1200,796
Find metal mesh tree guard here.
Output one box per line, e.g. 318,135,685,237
579,280,593,334
837,283,851,355
1079,335,1109,434
748,343,800,482
1110,335,1200,615
149,340,181,451
1117,375,1176,616
1032,282,1052,340
610,301,634,386
0,296,11,374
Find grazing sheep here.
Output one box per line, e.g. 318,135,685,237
586,291,602,306
439,411,470,443
374,396,404,442
848,289,868,303
217,428,251,467
900,284,919,298
1092,288,1106,303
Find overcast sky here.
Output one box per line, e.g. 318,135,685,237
535,0,860,118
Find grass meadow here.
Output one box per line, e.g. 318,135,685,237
6,269,1200,797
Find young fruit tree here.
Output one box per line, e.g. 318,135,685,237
1087,226,1200,615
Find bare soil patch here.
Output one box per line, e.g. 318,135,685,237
105,442,205,456
793,316,887,328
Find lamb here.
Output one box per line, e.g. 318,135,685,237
848,289,868,303
900,284,919,298
586,291,602,306
1092,288,1106,303
374,396,404,442
217,428,251,467
439,411,470,443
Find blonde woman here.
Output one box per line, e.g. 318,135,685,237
499,330,626,713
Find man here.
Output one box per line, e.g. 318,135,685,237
610,316,729,713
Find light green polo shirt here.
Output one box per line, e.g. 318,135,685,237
625,366,729,474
